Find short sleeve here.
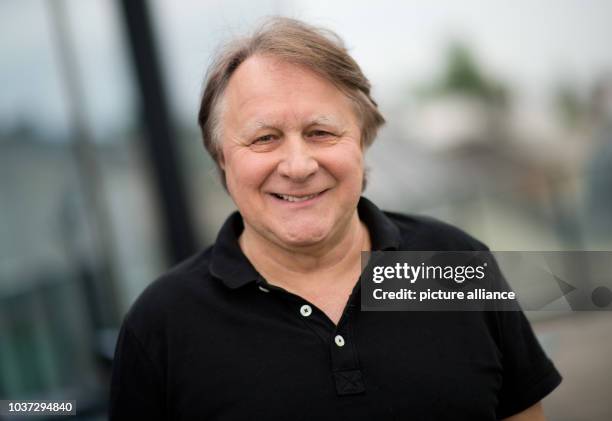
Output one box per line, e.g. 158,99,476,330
495,309,562,419
109,321,166,420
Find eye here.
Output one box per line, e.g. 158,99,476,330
252,134,277,144
307,130,334,139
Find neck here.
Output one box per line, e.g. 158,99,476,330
239,210,371,290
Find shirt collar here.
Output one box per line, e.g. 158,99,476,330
358,196,401,251
209,196,401,289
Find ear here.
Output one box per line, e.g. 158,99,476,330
217,148,226,170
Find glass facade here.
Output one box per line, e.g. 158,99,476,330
0,0,166,412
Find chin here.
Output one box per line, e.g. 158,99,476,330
277,225,330,247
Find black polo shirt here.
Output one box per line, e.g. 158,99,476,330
109,196,561,420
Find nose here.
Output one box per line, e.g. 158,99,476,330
276,136,319,182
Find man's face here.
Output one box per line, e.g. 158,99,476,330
219,55,365,249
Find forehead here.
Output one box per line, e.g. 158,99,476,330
222,55,358,128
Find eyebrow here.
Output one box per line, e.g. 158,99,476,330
241,115,345,136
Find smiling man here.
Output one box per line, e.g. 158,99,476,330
109,17,561,420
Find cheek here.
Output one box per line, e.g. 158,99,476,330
225,153,276,193
323,147,365,187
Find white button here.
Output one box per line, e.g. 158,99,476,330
300,304,312,317
258,285,270,293
334,335,345,347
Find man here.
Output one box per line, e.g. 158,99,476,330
110,17,561,420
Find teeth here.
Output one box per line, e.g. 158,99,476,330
277,193,318,202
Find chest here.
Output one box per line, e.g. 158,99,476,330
261,257,365,326
166,310,503,420
298,286,352,325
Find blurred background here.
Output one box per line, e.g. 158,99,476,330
1,0,611,419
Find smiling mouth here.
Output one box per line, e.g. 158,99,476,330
270,190,327,203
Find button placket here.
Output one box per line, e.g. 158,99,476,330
330,311,365,395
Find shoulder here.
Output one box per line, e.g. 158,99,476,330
384,210,489,251
121,246,216,334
